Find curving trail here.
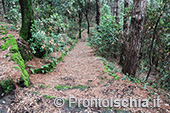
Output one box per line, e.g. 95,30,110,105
28,29,109,98
1,29,169,112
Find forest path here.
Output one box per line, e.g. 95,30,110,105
27,29,110,98
1,29,169,112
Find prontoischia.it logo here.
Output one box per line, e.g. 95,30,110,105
54,97,160,108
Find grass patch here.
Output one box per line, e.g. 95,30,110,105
43,95,56,99
38,84,45,89
72,85,88,91
55,85,88,91
55,85,72,91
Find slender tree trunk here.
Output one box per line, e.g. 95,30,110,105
85,13,90,34
146,2,168,81
113,0,119,25
119,0,131,65
110,0,113,13
102,0,105,5
19,0,34,41
85,0,90,34
122,0,147,76
96,0,100,28
2,0,6,14
78,10,82,39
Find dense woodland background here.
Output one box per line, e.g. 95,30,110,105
0,0,169,112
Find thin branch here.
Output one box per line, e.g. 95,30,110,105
145,2,167,81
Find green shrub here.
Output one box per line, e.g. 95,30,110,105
88,4,121,58
0,79,15,95
29,13,74,58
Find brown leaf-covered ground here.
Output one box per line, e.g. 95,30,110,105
0,28,170,113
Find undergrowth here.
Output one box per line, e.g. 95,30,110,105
55,85,88,91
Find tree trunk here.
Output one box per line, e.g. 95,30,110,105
122,0,147,76
19,0,34,41
78,10,82,39
96,0,100,26
102,0,105,5
113,0,119,25
2,0,6,14
85,13,90,34
119,0,131,65
85,0,90,34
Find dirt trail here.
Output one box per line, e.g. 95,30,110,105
1,29,169,112
28,29,109,98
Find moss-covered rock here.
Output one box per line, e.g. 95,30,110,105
0,34,30,87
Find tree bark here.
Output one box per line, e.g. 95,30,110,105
113,0,119,25
119,0,131,65
122,0,147,76
2,0,6,14
96,0,100,26
85,13,90,34
78,10,82,39
84,0,90,34
19,0,34,41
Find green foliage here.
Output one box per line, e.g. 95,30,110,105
55,85,88,91
29,13,74,58
88,4,121,58
122,74,144,84
72,85,88,91
0,25,8,35
34,61,57,74
43,94,55,99
4,0,21,29
55,85,72,91
38,84,45,89
100,57,120,80
0,79,15,95
141,1,170,91
46,85,51,88
31,49,70,74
